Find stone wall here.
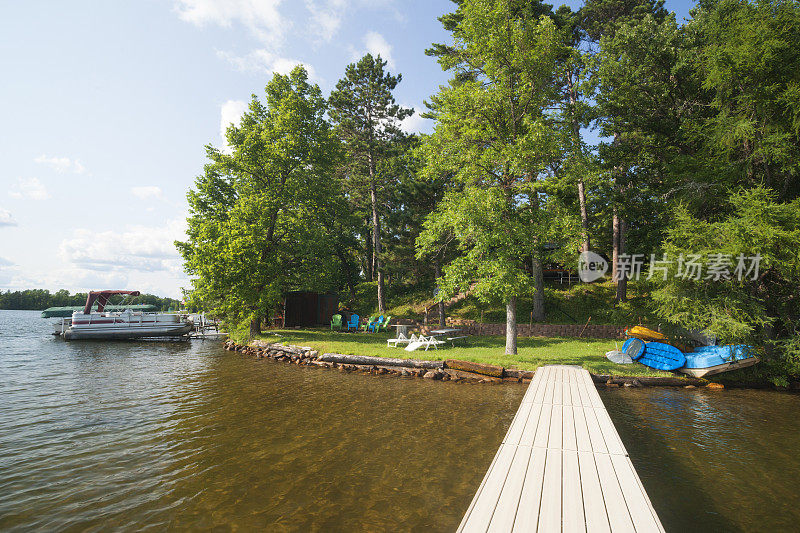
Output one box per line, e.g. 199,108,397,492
432,319,625,339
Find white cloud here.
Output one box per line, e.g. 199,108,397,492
131,186,164,200
34,155,85,174
10,177,50,200
364,31,394,69
39,269,130,293
216,49,316,79
219,99,248,153
0,209,17,227
305,0,347,41
173,0,287,47
0,256,13,267
59,218,188,274
399,108,431,134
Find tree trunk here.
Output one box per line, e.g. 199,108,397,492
249,316,261,338
612,208,620,282
368,150,386,314
435,259,446,328
616,217,628,302
577,178,590,252
334,246,357,303
531,255,545,321
568,77,590,253
364,225,373,281
611,133,623,296
505,296,517,355
317,353,443,369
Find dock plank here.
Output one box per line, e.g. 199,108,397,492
578,451,611,533
458,365,663,533
460,444,517,533
504,401,534,446
562,450,585,533
538,448,562,532
510,447,547,533
487,445,531,533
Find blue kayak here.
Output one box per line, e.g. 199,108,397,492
638,342,687,371
621,338,646,360
680,345,759,378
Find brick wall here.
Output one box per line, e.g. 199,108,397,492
426,320,625,339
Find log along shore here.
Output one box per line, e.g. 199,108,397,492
224,340,720,388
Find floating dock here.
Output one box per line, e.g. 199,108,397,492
458,365,664,532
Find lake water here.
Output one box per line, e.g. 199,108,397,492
1,310,799,531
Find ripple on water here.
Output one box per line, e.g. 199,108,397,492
0,311,522,531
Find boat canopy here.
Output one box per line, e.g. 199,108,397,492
83,290,140,314
42,304,157,318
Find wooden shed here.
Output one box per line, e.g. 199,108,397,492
283,292,339,327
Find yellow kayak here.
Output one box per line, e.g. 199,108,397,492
626,325,692,352
625,326,666,342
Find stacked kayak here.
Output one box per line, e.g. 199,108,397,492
634,341,687,371
680,345,759,378
618,326,759,377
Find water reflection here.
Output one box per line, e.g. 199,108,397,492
0,311,522,531
603,387,800,532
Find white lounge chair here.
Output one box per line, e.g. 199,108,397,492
404,335,445,352
387,333,417,348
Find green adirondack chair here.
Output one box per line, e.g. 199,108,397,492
361,316,377,332
330,314,342,330
378,316,392,332
368,315,385,333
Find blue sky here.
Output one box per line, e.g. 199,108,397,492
0,0,697,298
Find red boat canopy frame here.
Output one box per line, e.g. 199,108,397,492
83,290,141,314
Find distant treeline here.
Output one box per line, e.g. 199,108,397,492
0,289,181,311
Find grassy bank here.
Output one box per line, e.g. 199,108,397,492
239,328,674,377
347,280,656,326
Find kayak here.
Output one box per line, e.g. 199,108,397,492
626,325,692,352
606,349,634,364
621,338,646,360
626,326,666,342
679,345,759,378
638,342,687,371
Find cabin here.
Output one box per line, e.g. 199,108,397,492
282,291,339,327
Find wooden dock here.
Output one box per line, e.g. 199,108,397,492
458,365,664,533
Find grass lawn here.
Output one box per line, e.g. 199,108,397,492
249,328,674,377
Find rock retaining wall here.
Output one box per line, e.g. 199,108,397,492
224,339,531,384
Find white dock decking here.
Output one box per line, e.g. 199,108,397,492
458,365,664,533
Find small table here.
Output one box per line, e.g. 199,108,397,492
428,328,461,336
391,324,411,338
429,328,468,347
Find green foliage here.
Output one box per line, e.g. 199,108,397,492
696,0,800,198
651,187,800,370
177,67,345,328
418,0,589,355
328,54,413,162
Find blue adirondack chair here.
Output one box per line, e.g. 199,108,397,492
368,315,385,333
346,314,360,331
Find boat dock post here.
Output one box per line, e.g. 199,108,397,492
458,365,664,532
